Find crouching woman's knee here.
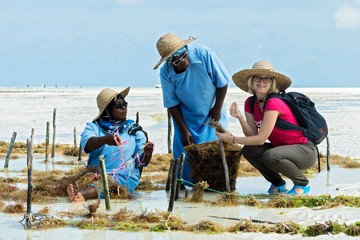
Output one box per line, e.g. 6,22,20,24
263,150,282,167
241,145,254,160
241,145,265,163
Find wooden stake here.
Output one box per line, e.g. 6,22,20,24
4,131,17,169
24,138,33,228
45,122,50,163
26,138,33,213
167,109,172,154
73,127,77,148
175,153,185,200
165,159,175,192
326,136,330,171
30,128,35,143
78,144,82,162
185,189,189,198
136,112,139,125
168,158,179,212
99,155,111,211
219,140,230,192
51,108,56,158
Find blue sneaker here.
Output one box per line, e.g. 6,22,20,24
288,184,310,195
268,183,287,194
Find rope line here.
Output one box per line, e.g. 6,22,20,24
177,178,334,201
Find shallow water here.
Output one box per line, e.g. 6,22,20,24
1,87,360,158
1,158,359,240
1,87,360,239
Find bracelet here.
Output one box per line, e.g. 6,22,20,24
232,136,236,144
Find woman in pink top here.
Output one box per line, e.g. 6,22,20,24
216,60,317,195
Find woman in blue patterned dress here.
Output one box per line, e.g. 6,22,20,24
67,87,154,202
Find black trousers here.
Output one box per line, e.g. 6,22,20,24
242,141,317,186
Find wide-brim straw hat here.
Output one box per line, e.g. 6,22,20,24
153,33,196,70
232,60,292,93
94,87,130,121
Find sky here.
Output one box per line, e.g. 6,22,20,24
0,0,359,88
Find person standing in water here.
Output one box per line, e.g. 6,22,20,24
153,33,231,184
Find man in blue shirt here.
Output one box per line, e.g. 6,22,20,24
153,33,231,184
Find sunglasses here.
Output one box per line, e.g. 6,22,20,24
170,51,188,65
253,76,273,83
113,101,128,109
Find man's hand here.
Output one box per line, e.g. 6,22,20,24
209,106,221,121
181,129,194,146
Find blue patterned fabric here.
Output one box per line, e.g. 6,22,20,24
80,118,148,193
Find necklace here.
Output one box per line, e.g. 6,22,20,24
257,95,267,104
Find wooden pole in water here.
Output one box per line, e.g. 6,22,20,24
165,159,175,192
26,138,33,212
326,136,330,171
175,153,185,200
45,122,50,163
219,140,230,192
167,109,172,154
78,144,82,162
30,128,34,143
51,108,56,158
168,158,179,212
99,155,111,211
25,138,33,228
136,112,139,125
4,131,17,169
73,127,77,148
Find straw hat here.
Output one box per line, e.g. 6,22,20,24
94,87,130,120
153,33,196,70
232,60,292,93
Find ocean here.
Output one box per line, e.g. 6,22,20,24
1,86,359,158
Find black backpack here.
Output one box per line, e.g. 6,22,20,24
250,91,329,172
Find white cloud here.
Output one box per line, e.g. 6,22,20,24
334,2,360,29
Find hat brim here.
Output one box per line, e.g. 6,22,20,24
232,69,292,93
93,87,130,121
153,37,196,70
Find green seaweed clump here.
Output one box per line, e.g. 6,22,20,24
303,220,344,237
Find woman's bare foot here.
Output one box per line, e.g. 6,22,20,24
72,192,86,202
67,184,75,202
67,184,86,202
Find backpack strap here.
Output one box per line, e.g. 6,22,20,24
315,144,321,173
249,95,256,114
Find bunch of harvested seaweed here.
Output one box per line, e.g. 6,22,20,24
185,141,242,192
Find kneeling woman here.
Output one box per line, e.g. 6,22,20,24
67,87,154,202
216,60,317,195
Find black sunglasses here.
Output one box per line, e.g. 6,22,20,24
113,101,128,109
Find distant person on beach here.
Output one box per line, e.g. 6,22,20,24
153,33,231,184
67,87,154,202
216,60,317,195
